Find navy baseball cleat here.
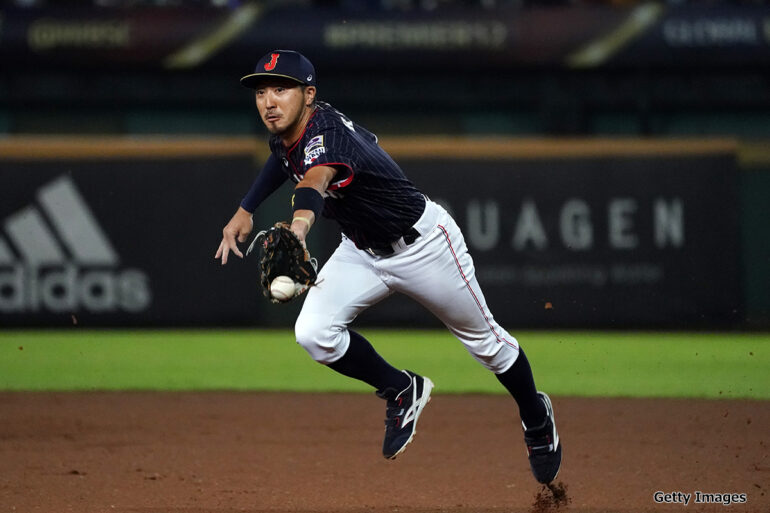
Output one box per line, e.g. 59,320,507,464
523,392,562,484
376,370,433,460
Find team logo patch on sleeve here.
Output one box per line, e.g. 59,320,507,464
304,135,326,166
305,135,324,151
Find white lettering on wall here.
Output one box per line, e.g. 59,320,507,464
467,199,500,251
560,198,593,251
608,198,639,249
512,200,548,250
654,198,685,248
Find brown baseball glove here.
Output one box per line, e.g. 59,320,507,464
247,222,317,303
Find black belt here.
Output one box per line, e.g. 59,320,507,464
364,227,421,257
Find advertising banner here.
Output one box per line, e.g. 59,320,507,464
1,4,769,71
0,151,301,327
359,144,743,329
0,138,742,329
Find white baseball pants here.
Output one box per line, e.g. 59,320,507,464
295,199,520,373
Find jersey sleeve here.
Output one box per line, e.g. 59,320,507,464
301,128,354,191
240,153,288,213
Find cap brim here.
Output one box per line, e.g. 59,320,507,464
240,72,306,89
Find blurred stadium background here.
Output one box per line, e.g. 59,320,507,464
1,0,769,332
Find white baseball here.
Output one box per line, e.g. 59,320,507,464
270,275,296,301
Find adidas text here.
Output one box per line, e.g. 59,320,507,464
0,264,151,313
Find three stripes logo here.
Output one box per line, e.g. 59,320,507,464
0,175,151,314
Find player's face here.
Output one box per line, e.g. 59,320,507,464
255,79,315,141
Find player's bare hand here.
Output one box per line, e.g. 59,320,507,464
215,207,253,265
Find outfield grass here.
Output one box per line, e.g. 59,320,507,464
0,329,767,399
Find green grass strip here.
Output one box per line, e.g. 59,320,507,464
0,329,767,399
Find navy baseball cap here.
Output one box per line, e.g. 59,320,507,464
240,50,316,89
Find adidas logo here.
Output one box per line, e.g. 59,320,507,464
0,175,151,314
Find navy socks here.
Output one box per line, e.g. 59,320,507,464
328,330,546,425
496,348,547,427
327,330,410,392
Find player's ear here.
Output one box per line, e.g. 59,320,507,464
304,86,316,107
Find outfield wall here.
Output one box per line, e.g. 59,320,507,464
0,136,764,329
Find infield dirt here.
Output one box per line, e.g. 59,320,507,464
0,393,767,513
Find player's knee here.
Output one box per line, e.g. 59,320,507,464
294,312,343,364
461,332,519,374
472,348,517,374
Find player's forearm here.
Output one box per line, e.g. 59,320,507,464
291,209,315,239
296,165,336,195
291,166,336,239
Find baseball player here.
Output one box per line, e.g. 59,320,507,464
215,50,562,483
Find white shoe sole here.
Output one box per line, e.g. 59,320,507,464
387,377,434,460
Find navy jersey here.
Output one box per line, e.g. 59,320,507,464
269,101,426,249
